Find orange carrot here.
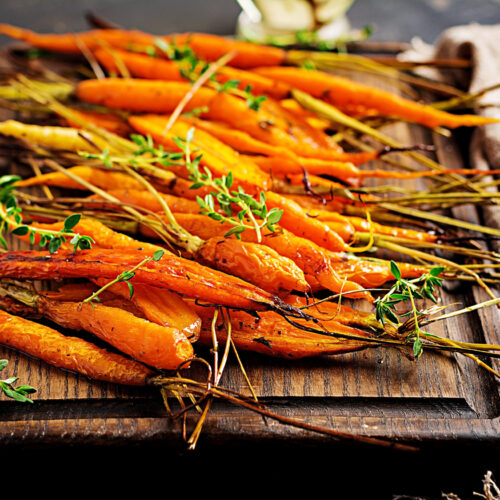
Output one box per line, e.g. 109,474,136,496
35,295,193,370
93,47,290,99
77,79,216,113
0,25,286,68
168,32,286,68
92,280,201,341
170,213,371,301
16,217,162,253
128,114,272,191
0,24,156,53
197,237,309,295
0,249,304,313
190,303,370,359
254,66,500,129
0,309,153,385
16,166,147,191
64,109,132,137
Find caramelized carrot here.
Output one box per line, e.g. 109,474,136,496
0,249,301,312
92,280,201,341
65,109,132,137
330,259,427,288
128,114,271,191
0,309,153,385
77,79,216,114
168,32,286,68
15,217,162,253
90,189,201,214
265,191,346,252
16,166,147,191
254,66,500,129
93,47,290,99
0,25,286,68
0,24,156,53
197,237,309,295
35,296,193,370
170,213,371,301
190,303,370,359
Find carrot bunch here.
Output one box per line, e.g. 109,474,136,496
0,21,496,392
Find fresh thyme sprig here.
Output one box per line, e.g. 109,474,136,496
0,175,94,253
83,249,165,307
374,262,444,358
176,128,283,242
0,359,36,403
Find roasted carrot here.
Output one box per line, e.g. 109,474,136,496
0,24,157,53
16,166,148,191
0,249,304,313
0,25,286,68
128,114,272,191
89,189,201,214
93,47,290,99
77,79,216,114
15,217,162,253
254,67,500,129
64,109,132,137
190,303,370,359
168,32,286,68
197,237,309,295
0,309,153,385
170,213,371,301
34,295,193,370
92,280,201,341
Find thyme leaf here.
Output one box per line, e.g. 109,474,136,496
373,261,444,359
83,249,165,307
0,359,36,403
0,175,95,254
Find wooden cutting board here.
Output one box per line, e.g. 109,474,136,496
0,53,499,450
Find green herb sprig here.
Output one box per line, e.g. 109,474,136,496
0,359,36,403
0,175,94,253
176,128,283,242
83,249,165,307
374,262,444,358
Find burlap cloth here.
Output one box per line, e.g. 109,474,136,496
403,24,500,244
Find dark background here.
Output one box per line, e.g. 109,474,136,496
1,0,500,43
1,1,499,497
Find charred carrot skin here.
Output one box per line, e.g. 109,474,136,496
254,66,500,129
0,249,299,312
0,309,153,386
190,303,370,359
36,296,193,370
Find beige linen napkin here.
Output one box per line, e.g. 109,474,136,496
424,24,500,241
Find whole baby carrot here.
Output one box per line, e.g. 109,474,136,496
254,66,500,129
0,309,153,385
35,295,193,370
